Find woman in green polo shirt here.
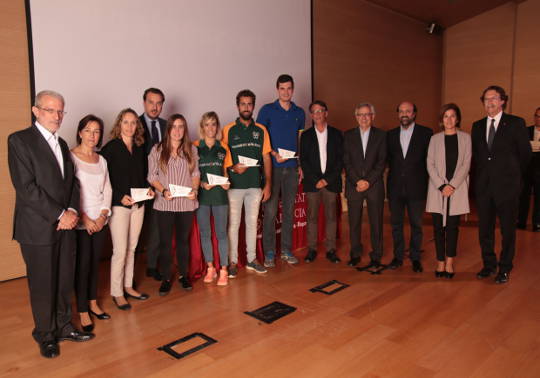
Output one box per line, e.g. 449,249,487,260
195,112,231,286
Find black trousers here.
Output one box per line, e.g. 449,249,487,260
156,210,194,280
476,192,518,273
347,195,384,262
138,202,161,269
518,171,540,227
20,231,76,344
432,207,460,261
75,227,107,312
389,196,425,261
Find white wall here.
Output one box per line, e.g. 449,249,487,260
29,0,312,145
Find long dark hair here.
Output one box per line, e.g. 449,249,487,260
159,114,195,173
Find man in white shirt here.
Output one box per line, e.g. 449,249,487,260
8,90,94,359
472,85,531,284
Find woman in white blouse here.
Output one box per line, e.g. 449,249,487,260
71,115,112,332
148,114,200,295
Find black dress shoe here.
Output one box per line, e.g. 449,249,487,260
516,222,526,230
179,276,193,291
58,330,95,342
304,249,317,263
82,323,94,332
495,272,509,284
533,225,540,232
476,267,496,279
159,280,172,296
347,257,361,267
39,341,59,358
412,260,423,273
326,250,341,263
388,258,403,270
112,297,132,311
435,270,445,278
125,292,150,300
146,268,162,281
89,310,111,320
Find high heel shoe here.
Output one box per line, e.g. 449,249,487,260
435,270,445,278
89,309,111,320
112,296,131,311
445,271,455,279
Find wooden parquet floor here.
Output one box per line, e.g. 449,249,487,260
1,210,540,378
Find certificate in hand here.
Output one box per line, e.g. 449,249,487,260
238,155,259,167
207,173,229,185
277,148,297,159
131,188,153,203
169,184,192,197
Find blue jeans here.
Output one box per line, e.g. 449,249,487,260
263,167,299,259
197,205,229,267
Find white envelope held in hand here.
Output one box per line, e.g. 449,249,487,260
131,188,153,203
277,148,297,159
169,184,192,198
238,155,259,167
207,173,229,185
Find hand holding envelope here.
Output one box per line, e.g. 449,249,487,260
207,173,229,185
277,148,297,160
169,184,193,197
238,155,259,167
130,188,154,203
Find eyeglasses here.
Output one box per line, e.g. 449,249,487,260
483,96,501,102
37,107,67,116
356,113,373,118
311,109,326,114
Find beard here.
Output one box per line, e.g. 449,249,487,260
239,111,252,121
400,115,415,127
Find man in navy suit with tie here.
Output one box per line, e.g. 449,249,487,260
472,85,531,284
139,87,167,280
8,90,94,358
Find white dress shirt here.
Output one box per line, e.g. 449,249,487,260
360,127,371,158
485,111,503,143
400,122,415,158
315,125,328,174
35,121,64,178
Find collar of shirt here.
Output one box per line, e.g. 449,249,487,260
145,113,162,138
315,124,328,136
198,139,221,151
400,122,415,135
487,111,503,130
35,121,59,144
359,126,371,138
235,118,256,129
272,99,298,112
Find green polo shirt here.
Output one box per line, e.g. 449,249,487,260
194,139,230,206
222,118,272,189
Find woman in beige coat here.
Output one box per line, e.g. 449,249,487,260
426,103,471,278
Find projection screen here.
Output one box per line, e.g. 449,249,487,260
27,0,312,146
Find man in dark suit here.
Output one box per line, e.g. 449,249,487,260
300,100,343,263
472,85,532,284
8,90,94,359
517,106,540,232
386,101,433,272
139,87,167,281
343,103,386,268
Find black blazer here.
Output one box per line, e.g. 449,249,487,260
386,124,433,200
300,125,343,193
8,125,79,245
343,126,386,201
525,125,540,176
140,114,167,155
471,113,531,201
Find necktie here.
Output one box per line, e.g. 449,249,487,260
487,118,495,150
151,120,159,145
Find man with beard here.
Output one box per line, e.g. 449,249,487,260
472,86,531,284
222,89,272,277
386,101,433,272
138,88,167,281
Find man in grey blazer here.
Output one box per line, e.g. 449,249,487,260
8,90,94,358
343,103,386,268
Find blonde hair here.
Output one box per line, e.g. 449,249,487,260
109,108,145,147
198,111,222,140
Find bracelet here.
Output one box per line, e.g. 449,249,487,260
162,188,169,195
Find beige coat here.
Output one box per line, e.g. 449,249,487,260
426,130,471,224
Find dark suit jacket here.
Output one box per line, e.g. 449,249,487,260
525,126,540,176
140,114,167,155
386,123,433,201
343,126,386,201
300,125,343,193
8,125,79,245
471,113,532,201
